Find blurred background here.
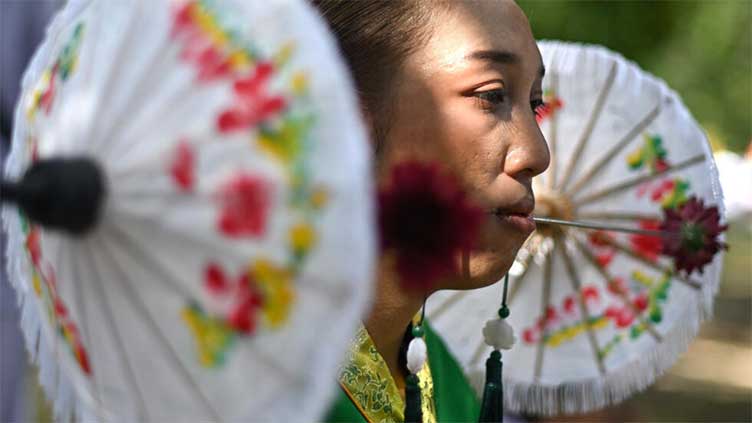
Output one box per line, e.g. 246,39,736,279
518,0,752,422
1,1,750,422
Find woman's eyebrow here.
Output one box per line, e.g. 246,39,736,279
466,49,545,78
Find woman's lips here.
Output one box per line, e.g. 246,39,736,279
490,210,536,234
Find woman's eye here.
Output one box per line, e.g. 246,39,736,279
474,89,506,110
531,99,546,117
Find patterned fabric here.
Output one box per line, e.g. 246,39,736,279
338,325,437,423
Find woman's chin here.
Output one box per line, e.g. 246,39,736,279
439,250,517,291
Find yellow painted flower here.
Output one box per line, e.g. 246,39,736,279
310,187,328,210
274,42,296,68
290,223,316,253
257,120,303,163
631,270,654,287
228,50,253,72
32,272,43,296
181,306,234,368
251,259,295,328
291,72,308,95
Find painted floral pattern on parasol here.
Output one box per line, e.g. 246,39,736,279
167,0,325,366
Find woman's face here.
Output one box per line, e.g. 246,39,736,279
378,0,549,291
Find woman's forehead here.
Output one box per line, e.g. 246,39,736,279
412,0,542,80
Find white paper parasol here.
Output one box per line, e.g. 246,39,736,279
1,0,373,421
427,41,726,416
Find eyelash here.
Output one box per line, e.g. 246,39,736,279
474,89,506,110
474,90,547,117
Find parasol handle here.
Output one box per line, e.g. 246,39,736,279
1,157,106,235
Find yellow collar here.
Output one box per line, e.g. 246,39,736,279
338,325,437,423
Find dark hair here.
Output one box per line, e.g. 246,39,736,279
311,0,439,146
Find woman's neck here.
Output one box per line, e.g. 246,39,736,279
363,265,425,393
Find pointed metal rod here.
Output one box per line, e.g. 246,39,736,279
575,211,662,222
533,216,670,238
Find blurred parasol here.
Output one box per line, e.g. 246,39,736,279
1,0,373,421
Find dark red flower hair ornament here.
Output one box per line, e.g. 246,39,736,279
378,161,484,291
660,196,727,275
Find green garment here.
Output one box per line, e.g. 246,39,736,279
324,322,480,422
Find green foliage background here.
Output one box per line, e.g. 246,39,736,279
518,0,752,153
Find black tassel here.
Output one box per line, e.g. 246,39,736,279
478,350,503,422
404,373,423,422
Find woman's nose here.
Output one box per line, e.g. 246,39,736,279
503,113,550,180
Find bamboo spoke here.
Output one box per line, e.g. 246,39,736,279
105,220,302,388
69,243,103,412
84,241,149,421
566,103,662,197
601,236,702,290
569,234,663,342
556,239,607,375
545,72,560,191
573,154,705,207
534,244,554,380
104,221,198,301
507,252,535,305
557,62,617,191
575,211,662,222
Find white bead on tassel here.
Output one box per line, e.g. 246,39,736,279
406,336,427,374
482,317,516,350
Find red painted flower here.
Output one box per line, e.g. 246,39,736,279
378,161,484,291
563,296,576,314
216,173,272,238
26,228,42,267
170,140,195,192
217,62,287,133
660,196,727,275
630,219,663,262
535,97,563,124
633,292,649,312
607,277,628,295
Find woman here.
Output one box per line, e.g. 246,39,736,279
313,1,550,421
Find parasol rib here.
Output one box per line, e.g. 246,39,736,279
507,252,535,305
545,72,560,190
105,221,200,301
84,241,150,421
574,211,662,222
534,247,554,380
557,61,617,191
96,231,223,420
573,154,705,207
106,221,303,391
569,234,663,342
68,243,103,412
556,239,607,375
566,103,662,197
599,236,702,290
